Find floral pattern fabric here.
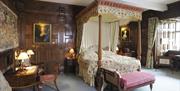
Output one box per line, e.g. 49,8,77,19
78,50,141,86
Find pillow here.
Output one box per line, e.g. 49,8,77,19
103,46,110,51
80,47,87,53
80,45,98,53
80,45,105,56
88,45,98,52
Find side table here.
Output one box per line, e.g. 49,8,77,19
64,58,78,74
156,56,172,68
4,66,40,91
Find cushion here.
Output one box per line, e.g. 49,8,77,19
40,74,56,83
120,72,155,89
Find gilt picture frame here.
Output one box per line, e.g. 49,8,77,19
120,26,130,41
33,23,51,44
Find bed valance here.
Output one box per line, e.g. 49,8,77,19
76,0,144,24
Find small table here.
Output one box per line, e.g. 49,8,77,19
156,56,172,68
64,58,78,74
4,66,40,91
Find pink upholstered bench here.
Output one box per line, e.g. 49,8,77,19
103,69,155,91
120,72,155,91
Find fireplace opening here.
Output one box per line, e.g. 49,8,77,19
0,49,14,73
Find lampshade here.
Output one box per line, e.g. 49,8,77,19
17,52,29,60
69,48,74,54
27,49,34,55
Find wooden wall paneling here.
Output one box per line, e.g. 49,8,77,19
15,0,84,65
119,22,138,57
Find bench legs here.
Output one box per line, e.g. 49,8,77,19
100,80,107,91
150,84,153,91
120,84,153,91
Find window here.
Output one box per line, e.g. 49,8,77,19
157,21,180,55
176,22,180,50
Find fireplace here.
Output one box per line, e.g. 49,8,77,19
0,49,14,73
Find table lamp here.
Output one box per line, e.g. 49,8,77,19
69,48,75,54
17,52,29,70
27,49,34,58
65,48,75,59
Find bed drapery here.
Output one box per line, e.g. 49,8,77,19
76,0,144,67
76,0,144,53
80,21,119,52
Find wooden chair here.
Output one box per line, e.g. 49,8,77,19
39,62,60,91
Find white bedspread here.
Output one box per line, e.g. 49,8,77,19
78,50,141,86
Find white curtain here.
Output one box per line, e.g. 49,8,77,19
109,22,120,52
80,21,119,52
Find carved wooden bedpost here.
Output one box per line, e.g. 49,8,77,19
137,20,142,60
98,15,102,67
96,14,103,91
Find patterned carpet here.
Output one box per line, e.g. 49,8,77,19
16,68,180,91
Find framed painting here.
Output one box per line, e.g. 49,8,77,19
120,26,130,41
33,23,51,44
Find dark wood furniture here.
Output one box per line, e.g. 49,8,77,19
157,56,172,67
4,66,40,91
156,50,180,69
64,58,78,74
171,55,180,71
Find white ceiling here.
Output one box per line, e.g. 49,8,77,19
39,0,179,11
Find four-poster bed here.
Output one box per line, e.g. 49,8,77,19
76,0,144,86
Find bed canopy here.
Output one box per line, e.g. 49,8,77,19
76,0,144,67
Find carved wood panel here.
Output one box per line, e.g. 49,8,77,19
17,1,82,65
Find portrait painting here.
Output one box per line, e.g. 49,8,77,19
121,26,129,41
33,23,51,43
